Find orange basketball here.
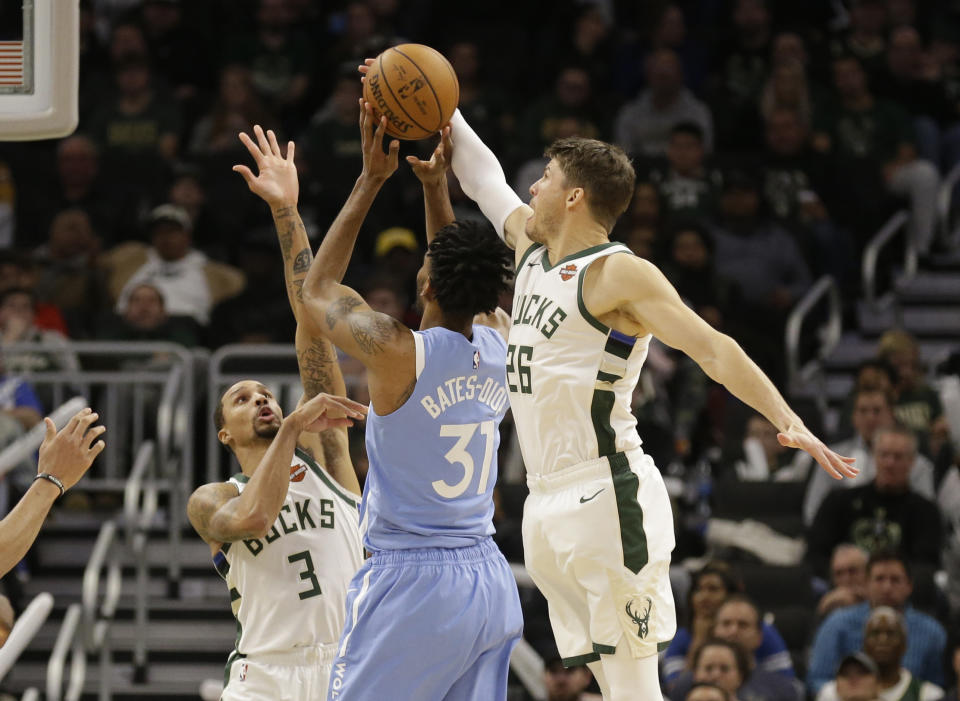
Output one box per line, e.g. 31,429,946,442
362,44,460,141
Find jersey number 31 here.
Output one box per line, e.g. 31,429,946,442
433,421,495,499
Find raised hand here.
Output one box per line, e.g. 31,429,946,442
407,126,452,187
288,392,368,434
38,408,107,491
359,100,400,183
233,125,298,209
777,426,858,480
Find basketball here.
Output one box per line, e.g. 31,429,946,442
362,44,459,141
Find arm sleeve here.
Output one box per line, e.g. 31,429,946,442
449,110,524,240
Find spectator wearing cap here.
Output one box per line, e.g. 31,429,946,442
807,551,946,694
816,607,944,701
101,204,244,326
825,652,883,701
535,637,599,701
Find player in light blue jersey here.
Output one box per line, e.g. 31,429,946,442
287,103,520,700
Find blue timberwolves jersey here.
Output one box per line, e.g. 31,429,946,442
363,325,509,551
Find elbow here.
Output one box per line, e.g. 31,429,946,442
241,510,272,539
695,332,739,381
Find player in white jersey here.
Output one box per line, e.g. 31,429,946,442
187,125,367,701
440,105,860,700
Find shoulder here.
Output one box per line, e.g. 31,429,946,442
906,608,947,639
472,309,511,343
188,481,239,509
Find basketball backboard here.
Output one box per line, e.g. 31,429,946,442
0,0,78,140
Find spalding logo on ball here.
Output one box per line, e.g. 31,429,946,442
363,44,460,141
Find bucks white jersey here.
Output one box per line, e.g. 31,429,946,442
213,447,362,660
509,242,650,476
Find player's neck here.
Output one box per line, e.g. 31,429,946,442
421,305,473,339
234,441,273,477
545,217,609,266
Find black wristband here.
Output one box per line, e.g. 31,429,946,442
34,473,65,498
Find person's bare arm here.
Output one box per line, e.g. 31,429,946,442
586,254,858,479
233,124,361,495
187,392,366,548
407,127,455,245
0,409,106,577
301,106,417,415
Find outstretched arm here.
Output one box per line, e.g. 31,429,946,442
588,255,858,480
407,126,455,245
188,393,366,550
302,104,416,415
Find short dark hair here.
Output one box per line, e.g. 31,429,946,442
867,549,910,579
213,394,226,432
692,638,751,683
671,122,705,142
0,286,35,307
545,137,636,231
717,593,762,629
856,358,898,387
427,220,512,318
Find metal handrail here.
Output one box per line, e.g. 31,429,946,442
122,441,158,683
0,592,54,680
938,161,960,247
0,397,87,478
510,638,547,701
46,603,84,701
82,521,121,701
785,275,843,399
862,210,912,306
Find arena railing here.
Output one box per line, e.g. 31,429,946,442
862,210,913,307
81,520,121,701
0,396,87,478
0,592,54,682
784,275,842,410
45,602,83,701
1,341,199,594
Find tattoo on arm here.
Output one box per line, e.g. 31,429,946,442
349,312,404,355
293,247,312,274
326,296,363,329
297,338,336,398
292,278,305,302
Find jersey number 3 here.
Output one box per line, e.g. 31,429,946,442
433,421,495,499
288,550,322,600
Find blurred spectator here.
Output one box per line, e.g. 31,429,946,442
759,60,814,128
31,208,105,337
824,652,882,701
359,273,415,329
813,55,940,257
614,49,713,158
834,359,900,439
222,0,314,131
761,107,855,282
323,2,384,85
165,165,225,259
137,0,214,105
0,355,42,430
708,0,772,150
945,640,960,701
807,551,947,694
643,4,707,96
372,226,421,295
0,253,69,335
829,0,888,82
514,117,592,198
683,637,796,701
645,123,723,225
447,40,508,156
877,25,960,172
97,282,199,346
816,607,944,701
207,230,293,346
542,3,615,98
101,204,245,326
685,682,735,701
0,159,14,249
0,288,80,376
878,330,950,461
535,637,597,701
516,65,604,161
817,544,870,619
613,181,662,261
802,388,935,527
806,425,942,576
189,64,278,156
733,413,810,481
714,594,796,679
660,221,738,331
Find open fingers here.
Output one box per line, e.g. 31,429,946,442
253,124,271,156
286,140,295,163
232,164,255,186
66,408,91,436
75,411,100,439
43,416,56,441
237,132,265,166
324,395,368,418
266,129,283,158
89,439,106,459
373,115,387,151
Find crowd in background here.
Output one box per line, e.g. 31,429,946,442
1,0,960,699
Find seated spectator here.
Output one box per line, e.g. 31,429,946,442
714,595,796,680
189,64,277,157
514,116,592,198
31,208,105,337
0,287,80,376
101,204,245,326
371,226,422,297
807,425,942,576
878,330,951,461
733,413,809,481
816,607,944,701
97,283,199,347
644,123,723,225
813,55,940,257
613,181,663,261
684,682,734,701
817,544,869,619
824,652,883,701
0,356,42,430
682,637,796,701
759,60,813,128
807,551,947,694
828,0,888,83
803,388,935,527
834,359,900,439
516,65,604,161
0,252,69,335
165,165,225,260
536,637,598,701
660,221,738,331
614,48,713,158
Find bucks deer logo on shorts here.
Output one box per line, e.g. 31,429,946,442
625,597,652,639
559,264,577,281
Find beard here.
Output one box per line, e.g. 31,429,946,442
253,420,281,440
